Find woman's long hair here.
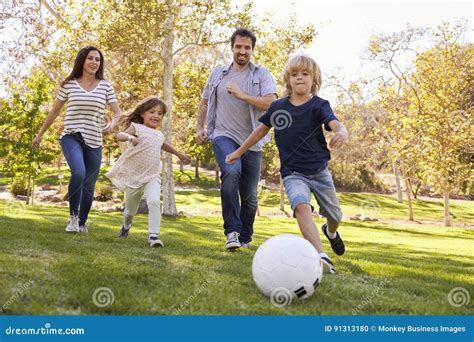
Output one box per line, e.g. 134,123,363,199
61,46,105,86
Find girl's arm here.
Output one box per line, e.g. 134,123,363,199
162,143,192,164
104,102,123,134
32,99,66,149
116,125,138,145
226,124,271,164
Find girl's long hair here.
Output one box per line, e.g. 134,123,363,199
61,46,105,86
122,96,168,128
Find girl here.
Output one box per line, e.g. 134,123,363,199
106,96,191,247
32,46,122,233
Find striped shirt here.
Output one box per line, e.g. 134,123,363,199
57,79,118,148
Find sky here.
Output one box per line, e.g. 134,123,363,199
234,0,472,99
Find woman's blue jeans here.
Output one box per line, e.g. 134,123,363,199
60,133,102,227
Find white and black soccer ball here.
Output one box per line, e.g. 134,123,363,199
252,234,323,300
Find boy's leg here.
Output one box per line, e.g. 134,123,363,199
311,168,345,255
294,203,324,252
143,179,161,236
239,149,261,244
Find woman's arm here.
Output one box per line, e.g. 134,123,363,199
32,99,65,149
104,102,123,133
225,124,271,164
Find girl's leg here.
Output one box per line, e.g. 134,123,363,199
123,186,145,228
143,179,161,236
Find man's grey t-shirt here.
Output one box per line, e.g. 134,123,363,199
214,65,256,150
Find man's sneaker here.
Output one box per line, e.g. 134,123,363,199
78,225,89,234
65,215,79,233
321,223,345,256
149,236,164,248
241,242,251,249
320,256,336,274
225,232,241,250
117,225,130,238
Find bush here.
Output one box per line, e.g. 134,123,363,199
9,178,28,196
95,183,114,202
330,161,389,193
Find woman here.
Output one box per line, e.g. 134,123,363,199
32,46,122,233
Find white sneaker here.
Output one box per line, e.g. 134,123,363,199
149,236,164,248
241,242,251,249
225,232,241,250
78,225,89,234
65,215,79,233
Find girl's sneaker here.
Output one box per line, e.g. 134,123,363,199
65,215,79,233
149,236,164,248
78,225,89,233
117,225,130,238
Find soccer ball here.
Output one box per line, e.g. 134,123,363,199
252,234,323,301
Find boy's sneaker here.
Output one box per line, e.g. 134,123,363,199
149,236,164,248
78,225,89,234
321,223,345,256
65,215,79,233
225,232,241,250
117,225,130,238
320,256,336,274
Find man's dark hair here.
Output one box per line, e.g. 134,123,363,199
230,28,256,49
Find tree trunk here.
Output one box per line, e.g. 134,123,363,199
405,178,414,221
393,162,403,203
279,177,285,211
215,163,220,186
161,1,178,216
443,188,451,226
194,157,200,180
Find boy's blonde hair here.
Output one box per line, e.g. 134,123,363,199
283,54,322,97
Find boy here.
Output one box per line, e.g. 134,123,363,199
226,54,348,273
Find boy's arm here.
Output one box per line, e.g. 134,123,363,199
327,120,348,149
226,124,271,164
116,125,138,145
162,142,192,164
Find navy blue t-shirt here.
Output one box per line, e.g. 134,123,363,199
259,96,338,178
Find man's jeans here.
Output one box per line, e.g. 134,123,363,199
60,133,102,227
213,136,261,243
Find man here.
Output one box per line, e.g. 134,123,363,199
196,28,277,251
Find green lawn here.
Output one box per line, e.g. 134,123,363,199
0,192,472,315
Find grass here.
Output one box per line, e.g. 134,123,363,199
0,191,472,315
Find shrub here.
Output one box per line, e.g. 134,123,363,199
9,178,28,196
95,183,114,202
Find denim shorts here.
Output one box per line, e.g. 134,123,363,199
283,167,342,223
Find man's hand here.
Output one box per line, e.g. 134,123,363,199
196,127,208,145
226,82,246,100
